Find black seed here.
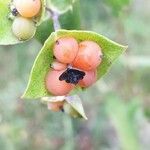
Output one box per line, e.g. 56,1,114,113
59,71,68,81
61,108,64,112
11,8,18,16
53,56,56,59
59,68,85,84
56,40,59,45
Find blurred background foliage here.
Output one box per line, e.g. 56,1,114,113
0,0,150,149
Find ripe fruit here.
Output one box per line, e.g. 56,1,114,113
14,0,41,18
53,37,78,63
63,102,81,118
46,70,74,96
51,60,67,71
12,17,36,40
47,101,64,112
73,41,102,70
79,70,97,87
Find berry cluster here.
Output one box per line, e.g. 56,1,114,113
46,37,103,96
9,0,41,40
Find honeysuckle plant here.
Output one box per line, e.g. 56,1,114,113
0,0,127,119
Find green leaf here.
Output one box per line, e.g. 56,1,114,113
65,95,87,119
0,0,45,45
22,29,127,99
47,0,75,14
35,19,54,44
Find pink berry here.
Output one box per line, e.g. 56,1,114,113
73,41,102,70
51,60,67,71
46,70,74,96
53,37,78,63
79,70,97,87
47,101,64,112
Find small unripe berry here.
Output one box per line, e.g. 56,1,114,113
47,101,64,112
53,37,78,63
12,17,36,40
73,41,102,70
14,0,41,18
46,70,74,96
51,60,67,71
63,102,81,118
79,70,97,87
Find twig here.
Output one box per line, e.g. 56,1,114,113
46,7,61,31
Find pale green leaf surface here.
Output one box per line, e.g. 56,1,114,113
0,0,45,45
65,95,88,120
47,0,75,14
22,29,127,99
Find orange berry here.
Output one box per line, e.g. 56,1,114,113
73,41,102,70
14,0,41,18
53,37,78,63
47,101,64,112
46,70,74,96
79,70,97,87
51,60,67,71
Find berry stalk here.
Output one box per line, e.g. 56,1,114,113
46,7,61,31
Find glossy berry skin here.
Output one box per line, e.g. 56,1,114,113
79,70,97,87
12,17,36,40
14,0,41,18
73,41,102,71
47,101,64,112
53,37,78,63
46,70,74,96
51,60,67,71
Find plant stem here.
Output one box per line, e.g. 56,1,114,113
46,7,61,31
63,115,75,150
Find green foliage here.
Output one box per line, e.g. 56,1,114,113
0,0,149,149
35,19,54,44
0,0,45,45
104,0,131,16
47,0,75,14
35,0,81,44
23,29,127,99
105,95,141,150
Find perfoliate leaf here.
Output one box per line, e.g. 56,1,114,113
47,0,76,14
0,0,45,45
22,29,127,99
65,95,88,120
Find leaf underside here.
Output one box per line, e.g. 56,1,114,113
47,0,75,14
22,29,127,99
66,95,88,119
0,0,45,45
